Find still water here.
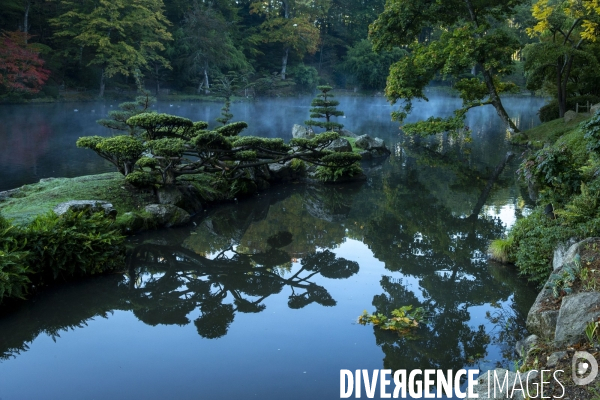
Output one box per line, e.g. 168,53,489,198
0,96,544,399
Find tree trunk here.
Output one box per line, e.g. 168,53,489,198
281,47,289,80
155,64,160,95
482,68,519,132
203,61,210,94
24,1,30,44
557,62,566,118
557,54,574,118
99,68,105,98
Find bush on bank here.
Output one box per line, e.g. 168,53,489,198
0,211,125,304
495,112,600,286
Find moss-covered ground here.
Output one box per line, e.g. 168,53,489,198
0,173,155,225
511,114,591,147
341,136,363,154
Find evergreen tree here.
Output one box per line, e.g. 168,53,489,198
305,85,344,132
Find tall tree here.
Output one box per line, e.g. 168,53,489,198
250,0,328,79
370,0,525,135
525,0,600,117
0,31,50,95
180,1,249,94
50,0,172,97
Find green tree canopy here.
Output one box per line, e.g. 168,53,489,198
340,38,406,90
370,0,524,135
50,0,172,97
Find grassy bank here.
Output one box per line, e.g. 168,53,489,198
511,113,590,147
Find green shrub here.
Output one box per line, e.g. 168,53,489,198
22,211,125,283
125,170,157,187
583,112,600,153
488,237,514,263
291,64,319,92
0,216,30,302
508,209,578,286
517,145,582,199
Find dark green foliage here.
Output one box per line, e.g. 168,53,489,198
136,157,158,170
517,145,582,199
97,95,155,135
508,209,578,286
230,136,290,152
126,113,194,140
23,211,125,283
0,212,125,303
215,121,248,137
192,132,233,150
147,138,187,158
305,85,344,132
583,112,600,153
0,215,30,302
341,39,406,90
77,135,145,176
125,171,157,188
290,64,319,92
193,121,209,130
81,104,362,188
538,96,600,122
315,152,362,182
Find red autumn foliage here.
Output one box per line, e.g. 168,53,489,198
0,30,50,94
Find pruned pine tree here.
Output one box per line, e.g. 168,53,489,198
305,85,344,132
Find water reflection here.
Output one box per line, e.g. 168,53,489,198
0,97,545,399
127,240,359,339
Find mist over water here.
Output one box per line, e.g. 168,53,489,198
0,95,545,192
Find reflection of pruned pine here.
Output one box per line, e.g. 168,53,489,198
126,243,359,339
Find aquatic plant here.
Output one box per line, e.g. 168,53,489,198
358,305,426,336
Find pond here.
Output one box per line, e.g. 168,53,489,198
0,96,544,399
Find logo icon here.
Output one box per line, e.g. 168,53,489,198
572,351,598,385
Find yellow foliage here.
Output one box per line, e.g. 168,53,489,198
529,0,600,41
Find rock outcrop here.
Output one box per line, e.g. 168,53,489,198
555,292,600,346
292,124,315,139
526,237,600,346
53,200,117,218
325,137,352,152
354,134,391,159
144,204,191,228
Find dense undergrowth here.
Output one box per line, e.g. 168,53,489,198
493,112,600,286
0,211,125,304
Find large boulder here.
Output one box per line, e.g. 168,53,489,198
326,137,352,152
268,161,294,181
355,134,392,160
355,134,385,150
144,204,190,228
554,291,600,346
552,238,579,270
564,110,578,122
292,124,314,139
157,187,184,206
54,200,117,218
591,103,600,115
554,237,599,270
526,276,560,340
